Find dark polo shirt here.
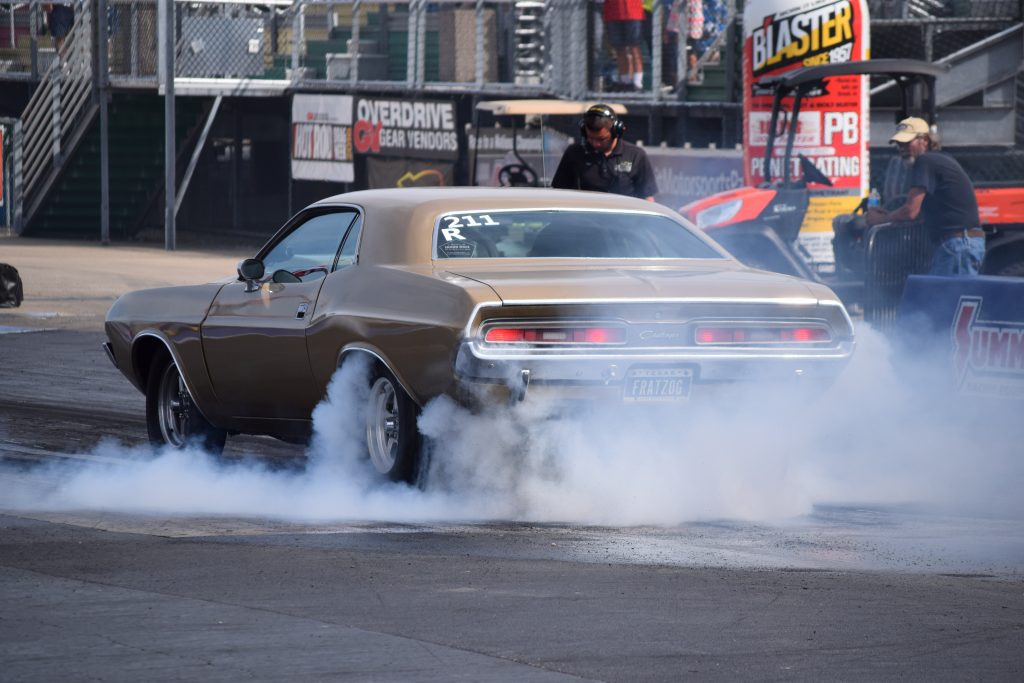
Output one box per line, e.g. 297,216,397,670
551,139,659,199
910,151,980,236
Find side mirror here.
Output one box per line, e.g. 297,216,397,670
237,258,265,292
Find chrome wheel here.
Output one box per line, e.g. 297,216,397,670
146,355,227,454
366,376,400,474
157,363,194,448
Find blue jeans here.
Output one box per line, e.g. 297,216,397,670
930,235,985,276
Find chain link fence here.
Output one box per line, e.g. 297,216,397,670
869,0,1021,19
868,0,1021,62
0,0,53,77
0,0,738,98
288,0,526,89
107,0,156,79
0,1,1018,100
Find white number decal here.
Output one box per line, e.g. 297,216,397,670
442,227,465,242
443,213,502,229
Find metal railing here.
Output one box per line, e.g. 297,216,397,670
16,0,95,227
3,0,1020,101
1,0,737,99
863,220,934,329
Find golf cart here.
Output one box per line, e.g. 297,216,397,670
471,100,628,188
680,59,949,309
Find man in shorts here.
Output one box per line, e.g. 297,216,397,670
603,0,645,91
45,2,75,56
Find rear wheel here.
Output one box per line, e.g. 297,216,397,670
365,368,420,483
146,355,227,454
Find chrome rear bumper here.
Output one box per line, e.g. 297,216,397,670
454,340,854,400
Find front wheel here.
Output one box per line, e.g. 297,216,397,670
365,368,421,483
146,355,227,454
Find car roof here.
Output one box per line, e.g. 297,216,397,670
312,186,665,211
310,188,700,266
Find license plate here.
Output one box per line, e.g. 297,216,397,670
623,367,693,402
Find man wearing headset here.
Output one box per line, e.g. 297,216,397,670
551,104,659,201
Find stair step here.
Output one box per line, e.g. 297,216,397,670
27,92,214,237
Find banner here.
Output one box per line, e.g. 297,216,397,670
896,275,1024,401
468,130,743,209
353,98,459,160
644,148,744,211
291,94,354,183
743,0,870,267
366,157,455,189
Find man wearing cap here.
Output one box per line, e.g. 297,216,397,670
866,117,984,276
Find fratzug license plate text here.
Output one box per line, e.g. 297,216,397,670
623,367,693,402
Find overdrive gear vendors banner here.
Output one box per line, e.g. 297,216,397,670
352,98,459,160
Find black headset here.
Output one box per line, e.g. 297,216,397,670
578,103,625,141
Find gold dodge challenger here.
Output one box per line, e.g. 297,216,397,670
104,188,855,482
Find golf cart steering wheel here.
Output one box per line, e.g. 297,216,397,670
498,163,539,187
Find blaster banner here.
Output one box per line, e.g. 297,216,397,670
743,0,870,265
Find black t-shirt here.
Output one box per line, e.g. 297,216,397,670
909,151,980,235
551,139,659,199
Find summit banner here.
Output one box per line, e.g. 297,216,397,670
743,0,870,267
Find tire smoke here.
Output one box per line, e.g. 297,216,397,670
1,324,1021,526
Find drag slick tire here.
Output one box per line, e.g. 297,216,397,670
365,367,421,483
146,355,227,454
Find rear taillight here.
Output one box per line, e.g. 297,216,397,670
484,326,626,345
695,325,831,345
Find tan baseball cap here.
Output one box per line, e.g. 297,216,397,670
890,117,930,143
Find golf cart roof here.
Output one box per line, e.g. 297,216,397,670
475,99,629,116
761,59,949,90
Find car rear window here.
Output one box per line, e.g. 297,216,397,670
433,210,724,259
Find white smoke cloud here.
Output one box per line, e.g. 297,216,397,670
1,322,1022,526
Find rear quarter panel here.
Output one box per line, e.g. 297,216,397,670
306,264,498,405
